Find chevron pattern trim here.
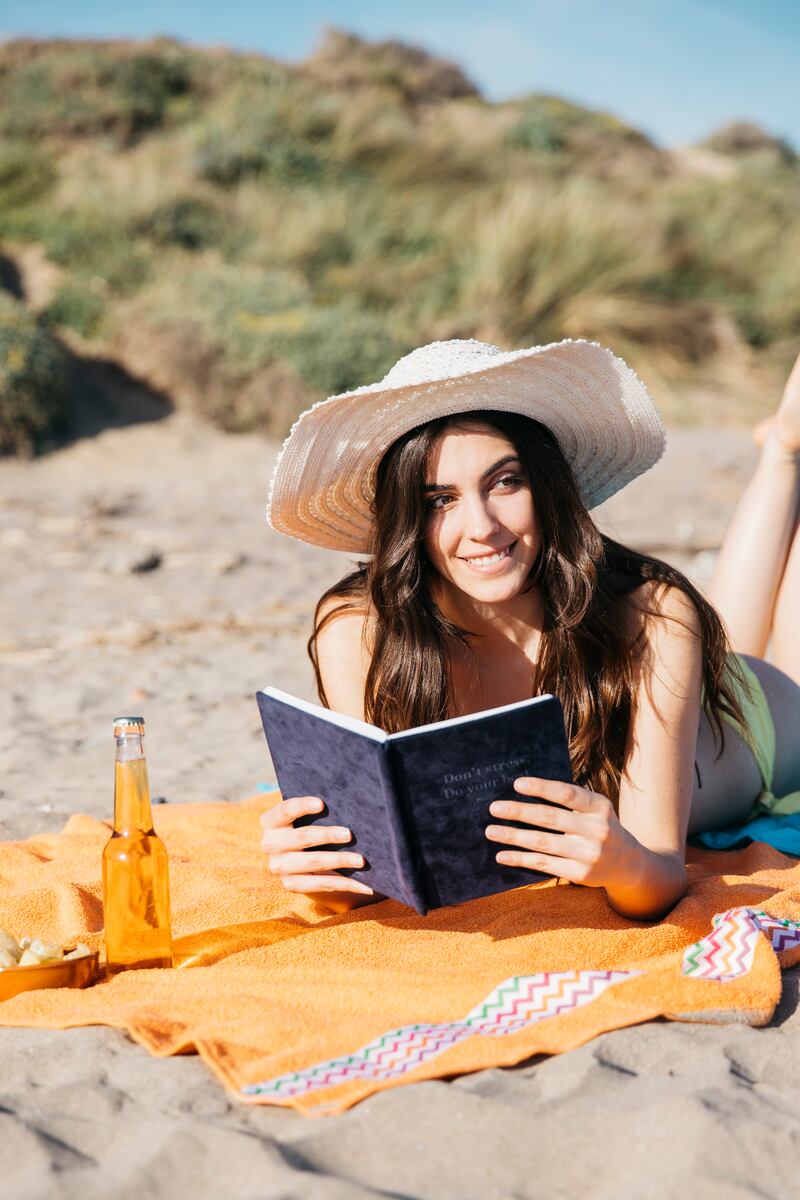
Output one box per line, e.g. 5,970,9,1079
242,969,637,1100
682,907,800,980
463,969,634,1037
751,911,800,956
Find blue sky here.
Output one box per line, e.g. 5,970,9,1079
2,0,798,148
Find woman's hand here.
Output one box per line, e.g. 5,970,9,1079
485,776,639,888
260,795,375,908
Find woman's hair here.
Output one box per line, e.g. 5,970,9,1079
308,410,747,803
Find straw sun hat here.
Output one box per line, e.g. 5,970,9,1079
267,337,666,553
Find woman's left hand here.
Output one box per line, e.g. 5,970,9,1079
485,776,639,888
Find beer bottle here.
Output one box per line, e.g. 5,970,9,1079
102,717,172,973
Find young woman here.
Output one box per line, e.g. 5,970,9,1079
260,338,800,920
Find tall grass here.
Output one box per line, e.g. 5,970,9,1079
1,34,798,451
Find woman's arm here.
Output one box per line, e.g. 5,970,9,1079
486,583,701,920
262,602,385,911
610,582,702,917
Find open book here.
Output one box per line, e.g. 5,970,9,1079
256,688,573,915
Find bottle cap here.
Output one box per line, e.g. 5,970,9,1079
113,717,145,735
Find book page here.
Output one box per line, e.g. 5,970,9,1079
390,694,553,739
261,687,387,741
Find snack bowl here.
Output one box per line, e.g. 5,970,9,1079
0,950,100,1002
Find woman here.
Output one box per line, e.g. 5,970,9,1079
260,337,800,920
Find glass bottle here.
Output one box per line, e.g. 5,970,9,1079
102,717,172,974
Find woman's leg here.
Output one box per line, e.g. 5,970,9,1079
708,352,800,664
772,514,800,684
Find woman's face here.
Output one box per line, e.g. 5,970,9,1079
422,422,542,605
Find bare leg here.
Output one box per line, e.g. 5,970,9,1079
708,436,800,657
709,352,800,660
690,356,800,832
773,512,800,684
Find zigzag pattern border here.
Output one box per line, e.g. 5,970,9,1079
242,906,800,1103
751,911,800,956
682,907,800,980
242,969,636,1100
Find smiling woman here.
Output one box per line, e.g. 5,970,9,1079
260,337,800,920
423,432,541,595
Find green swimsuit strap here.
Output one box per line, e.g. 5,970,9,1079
722,655,776,796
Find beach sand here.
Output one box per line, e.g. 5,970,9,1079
3,410,799,1199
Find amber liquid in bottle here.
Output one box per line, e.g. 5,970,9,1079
102,718,172,974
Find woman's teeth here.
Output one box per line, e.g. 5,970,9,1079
463,545,513,568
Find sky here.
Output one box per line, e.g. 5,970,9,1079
2,0,798,148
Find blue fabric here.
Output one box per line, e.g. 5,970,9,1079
694,813,800,856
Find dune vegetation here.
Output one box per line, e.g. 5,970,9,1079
1,29,798,453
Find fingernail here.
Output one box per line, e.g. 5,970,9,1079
485,825,500,838
490,802,508,816
348,855,365,867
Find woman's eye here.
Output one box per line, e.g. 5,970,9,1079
495,474,523,490
425,493,453,511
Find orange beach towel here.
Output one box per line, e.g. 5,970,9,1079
1,796,800,1116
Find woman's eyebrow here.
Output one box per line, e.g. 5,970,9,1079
423,455,521,492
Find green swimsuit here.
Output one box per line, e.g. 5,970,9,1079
720,654,800,818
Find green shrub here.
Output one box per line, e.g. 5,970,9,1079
260,305,409,396
191,299,406,394
103,51,192,137
0,61,63,139
507,106,565,154
43,211,150,295
178,263,310,327
0,295,69,455
0,45,196,143
296,228,354,280
42,284,105,338
195,130,327,187
0,141,56,210
507,95,652,157
137,196,227,250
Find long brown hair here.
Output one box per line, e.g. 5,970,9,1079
308,410,747,803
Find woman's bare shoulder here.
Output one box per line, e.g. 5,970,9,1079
315,594,375,651
623,579,700,631
314,595,375,719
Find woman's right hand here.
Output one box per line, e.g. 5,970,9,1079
259,795,375,907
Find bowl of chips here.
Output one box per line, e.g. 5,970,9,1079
0,928,99,1001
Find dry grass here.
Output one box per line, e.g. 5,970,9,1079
1,32,798,449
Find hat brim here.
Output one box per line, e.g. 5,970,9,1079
267,338,666,553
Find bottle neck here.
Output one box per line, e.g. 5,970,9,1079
113,733,154,835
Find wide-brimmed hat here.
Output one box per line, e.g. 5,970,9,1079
267,337,666,553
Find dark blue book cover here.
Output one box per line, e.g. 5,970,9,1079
256,690,573,915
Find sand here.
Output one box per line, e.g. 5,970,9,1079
3,409,799,1199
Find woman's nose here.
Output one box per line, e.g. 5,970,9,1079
462,494,500,539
